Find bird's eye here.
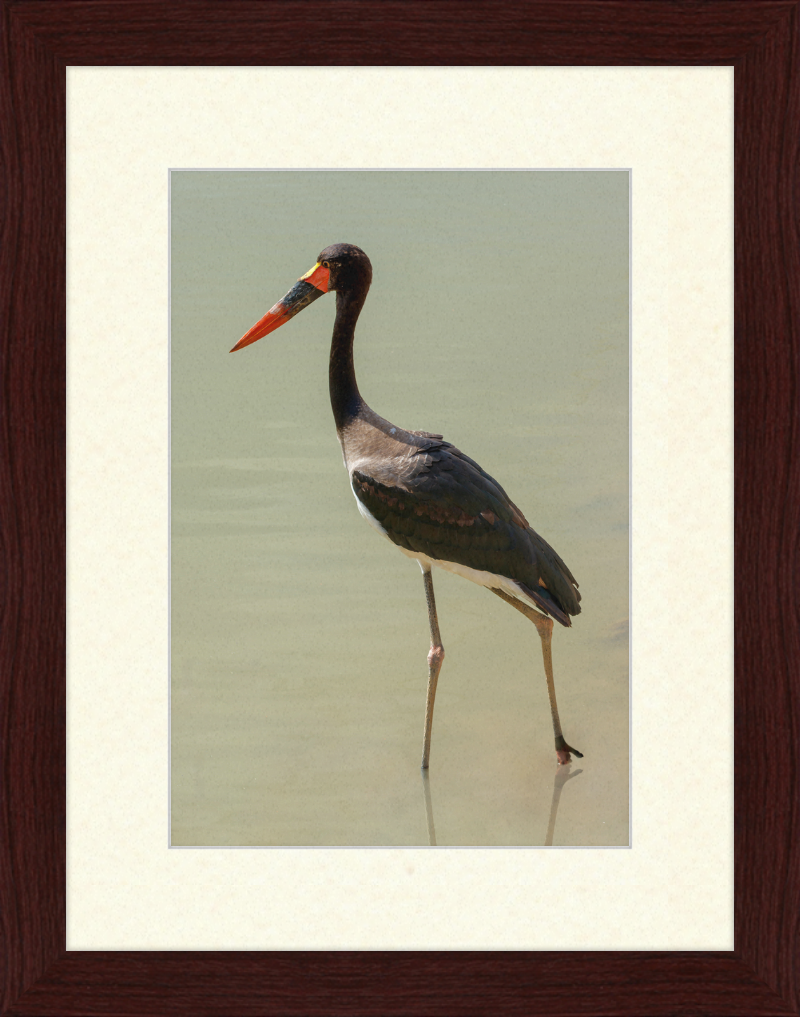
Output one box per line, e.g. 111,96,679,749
322,260,330,269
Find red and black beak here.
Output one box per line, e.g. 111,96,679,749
230,261,331,352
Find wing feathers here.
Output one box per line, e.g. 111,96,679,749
351,444,581,625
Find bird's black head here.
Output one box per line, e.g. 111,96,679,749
316,243,373,295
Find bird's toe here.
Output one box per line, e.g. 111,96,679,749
555,739,583,765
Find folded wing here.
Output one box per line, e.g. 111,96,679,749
351,442,581,627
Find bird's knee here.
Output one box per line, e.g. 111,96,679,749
428,644,444,669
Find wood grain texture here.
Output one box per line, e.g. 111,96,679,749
0,0,797,1014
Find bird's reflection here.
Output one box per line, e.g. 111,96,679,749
544,763,583,846
421,769,437,846
420,764,583,847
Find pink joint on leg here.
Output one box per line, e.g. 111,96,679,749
428,645,444,670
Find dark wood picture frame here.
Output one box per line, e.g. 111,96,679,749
2,1,798,1013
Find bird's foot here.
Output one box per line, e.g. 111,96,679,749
555,735,584,765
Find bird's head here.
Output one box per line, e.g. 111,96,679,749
230,243,372,352
316,243,372,295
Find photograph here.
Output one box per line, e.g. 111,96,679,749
170,169,629,846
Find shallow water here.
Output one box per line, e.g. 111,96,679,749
170,171,629,846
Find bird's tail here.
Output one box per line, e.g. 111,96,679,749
525,527,581,617
515,582,573,627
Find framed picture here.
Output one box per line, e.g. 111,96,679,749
170,168,630,849
2,2,797,1013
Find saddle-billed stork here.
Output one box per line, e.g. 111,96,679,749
231,243,583,768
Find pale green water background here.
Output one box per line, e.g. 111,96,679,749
171,171,629,846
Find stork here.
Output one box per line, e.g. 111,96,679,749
231,243,583,768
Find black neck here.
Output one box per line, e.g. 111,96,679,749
329,287,367,430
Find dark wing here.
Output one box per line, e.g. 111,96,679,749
351,443,580,627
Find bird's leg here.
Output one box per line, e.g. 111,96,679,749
491,588,583,765
421,566,445,770
524,610,585,765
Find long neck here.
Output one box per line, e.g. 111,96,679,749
329,287,367,430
